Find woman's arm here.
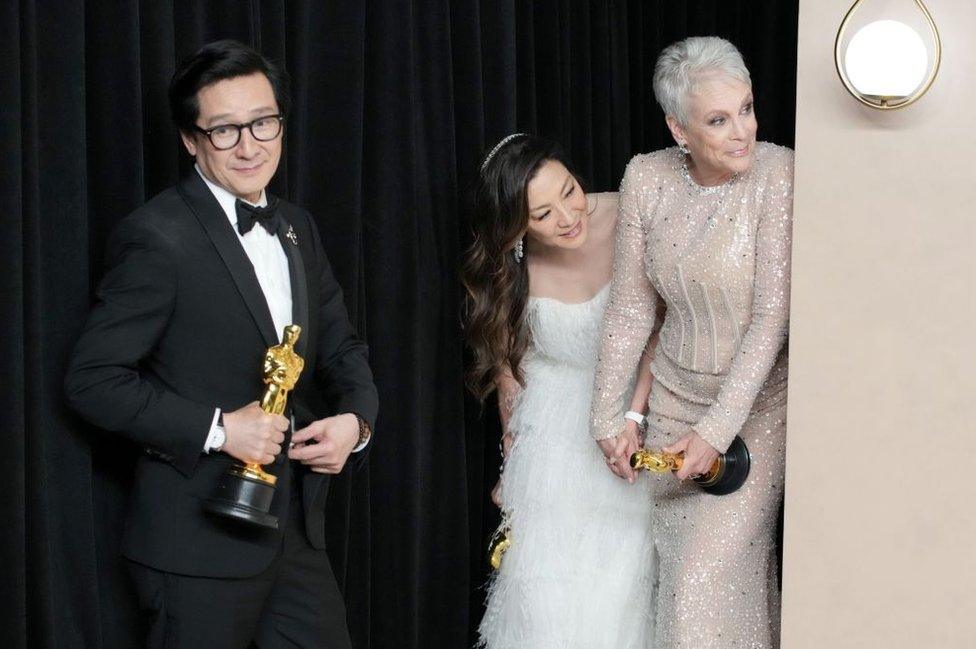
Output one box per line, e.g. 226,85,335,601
628,332,658,417
491,364,521,507
590,156,659,441
667,152,794,479
496,364,521,455
591,157,661,482
595,336,657,483
693,154,794,454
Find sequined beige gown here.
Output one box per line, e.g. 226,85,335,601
591,143,793,648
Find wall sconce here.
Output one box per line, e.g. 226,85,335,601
834,0,942,110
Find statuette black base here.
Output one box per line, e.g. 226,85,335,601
695,435,752,495
203,469,279,529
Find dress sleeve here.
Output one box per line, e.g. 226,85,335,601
694,152,794,452
590,156,659,440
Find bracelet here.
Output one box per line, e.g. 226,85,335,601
353,414,372,447
624,411,647,428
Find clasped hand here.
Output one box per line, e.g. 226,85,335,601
221,404,360,474
598,420,642,484
287,413,360,474
221,401,288,465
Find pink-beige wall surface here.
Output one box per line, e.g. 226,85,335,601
782,1,976,646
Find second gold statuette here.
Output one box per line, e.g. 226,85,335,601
630,435,752,496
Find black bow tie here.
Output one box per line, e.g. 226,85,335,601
235,197,281,236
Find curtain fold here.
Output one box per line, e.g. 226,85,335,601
3,2,797,647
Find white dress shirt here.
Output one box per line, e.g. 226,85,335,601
198,167,293,336
197,167,368,453
199,166,291,452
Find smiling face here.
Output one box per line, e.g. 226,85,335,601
667,73,757,185
523,160,589,252
179,72,282,202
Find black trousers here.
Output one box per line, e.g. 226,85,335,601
127,485,351,649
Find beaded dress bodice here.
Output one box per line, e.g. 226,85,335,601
591,143,794,453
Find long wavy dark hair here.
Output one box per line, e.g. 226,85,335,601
462,134,582,401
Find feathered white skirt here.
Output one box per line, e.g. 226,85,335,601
478,357,656,649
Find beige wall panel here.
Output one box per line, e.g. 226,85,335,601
783,0,976,646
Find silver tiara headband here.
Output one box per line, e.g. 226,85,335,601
480,133,528,173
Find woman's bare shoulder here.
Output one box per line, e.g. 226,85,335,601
587,191,620,242
587,191,618,221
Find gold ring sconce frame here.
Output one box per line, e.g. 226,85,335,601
834,0,942,110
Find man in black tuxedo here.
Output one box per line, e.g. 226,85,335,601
64,40,377,648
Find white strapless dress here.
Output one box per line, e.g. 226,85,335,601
478,285,656,649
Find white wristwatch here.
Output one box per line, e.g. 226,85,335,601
213,414,227,451
206,412,226,452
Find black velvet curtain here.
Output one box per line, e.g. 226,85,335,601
3,2,797,647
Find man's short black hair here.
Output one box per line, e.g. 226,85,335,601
169,39,290,134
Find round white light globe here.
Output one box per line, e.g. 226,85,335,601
844,19,928,97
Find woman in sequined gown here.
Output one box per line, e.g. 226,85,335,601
463,134,656,649
590,37,793,648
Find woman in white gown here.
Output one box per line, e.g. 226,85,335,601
463,134,657,649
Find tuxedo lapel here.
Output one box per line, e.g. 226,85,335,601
275,212,325,510
177,173,278,348
275,213,310,359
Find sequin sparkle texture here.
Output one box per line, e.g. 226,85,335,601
590,143,794,648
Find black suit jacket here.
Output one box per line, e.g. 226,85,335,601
65,172,378,578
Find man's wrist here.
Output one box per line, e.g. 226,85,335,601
203,408,226,453
348,413,372,452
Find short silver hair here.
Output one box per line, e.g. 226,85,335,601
653,36,751,126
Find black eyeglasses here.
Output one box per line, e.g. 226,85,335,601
193,114,284,150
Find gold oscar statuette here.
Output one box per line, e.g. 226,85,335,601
203,325,305,529
630,435,752,496
487,524,512,571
